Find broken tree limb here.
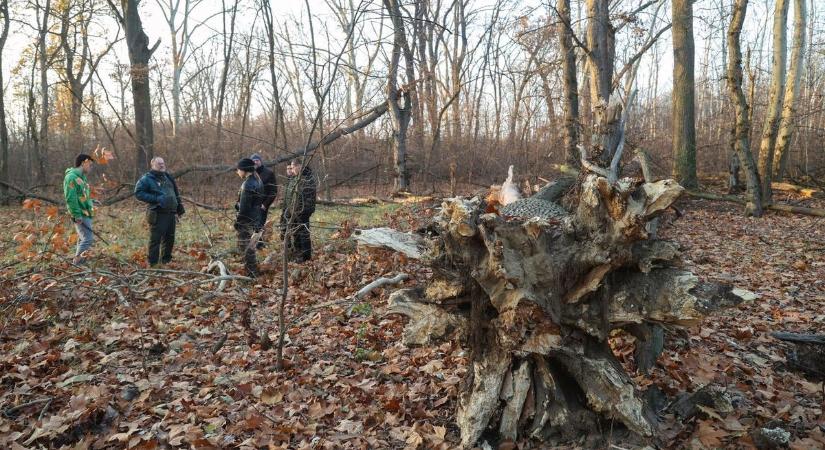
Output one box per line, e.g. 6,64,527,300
0,181,61,204
204,261,229,292
354,273,409,300
687,190,825,217
352,227,427,259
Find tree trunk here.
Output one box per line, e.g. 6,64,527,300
384,0,414,191
671,0,698,188
0,0,9,205
262,0,287,150
772,0,806,180
379,174,749,448
558,0,579,169
36,0,50,185
726,0,763,216
117,0,160,178
756,0,789,204
214,0,239,149
586,0,616,165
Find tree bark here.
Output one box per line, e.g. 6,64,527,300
557,0,580,169
772,0,806,180
586,0,615,165
671,0,698,188
107,0,160,179
0,0,9,205
384,0,415,191
726,0,763,216
756,0,790,204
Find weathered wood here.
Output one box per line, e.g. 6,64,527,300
354,273,408,299
382,174,739,447
386,289,467,346
352,227,427,259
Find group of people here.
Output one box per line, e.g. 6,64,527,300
62,152,317,277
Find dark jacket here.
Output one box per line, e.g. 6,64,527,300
281,166,317,222
235,175,263,230
256,165,277,209
134,170,185,215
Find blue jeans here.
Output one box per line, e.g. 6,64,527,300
74,217,94,256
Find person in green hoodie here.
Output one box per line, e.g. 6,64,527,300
63,154,95,264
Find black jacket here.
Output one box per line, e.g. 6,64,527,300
235,175,263,230
134,170,185,215
256,165,277,209
282,166,316,222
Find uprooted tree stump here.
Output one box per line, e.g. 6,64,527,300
361,174,752,448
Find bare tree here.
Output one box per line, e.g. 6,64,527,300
672,0,698,188
58,0,118,152
384,0,415,191
756,0,789,204
34,0,52,183
772,0,807,179
0,0,9,204
260,0,287,150
107,0,161,178
726,0,763,216
155,0,211,137
214,0,239,146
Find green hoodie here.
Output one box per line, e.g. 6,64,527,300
63,167,93,219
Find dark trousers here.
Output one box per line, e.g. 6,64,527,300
148,211,176,265
287,219,312,261
237,227,259,277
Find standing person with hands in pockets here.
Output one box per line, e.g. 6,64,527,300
280,159,316,263
134,157,185,267
235,158,263,277
64,153,96,265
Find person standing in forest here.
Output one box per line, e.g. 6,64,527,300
63,154,96,265
250,153,277,248
280,159,317,263
235,158,263,277
134,157,185,267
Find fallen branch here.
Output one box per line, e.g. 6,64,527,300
0,181,61,205
687,190,825,217
205,261,230,292
355,273,409,300
2,397,53,418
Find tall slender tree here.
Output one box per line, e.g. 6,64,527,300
384,0,415,191
0,0,9,205
726,0,763,216
772,0,807,179
757,0,789,204
557,0,579,168
671,0,698,188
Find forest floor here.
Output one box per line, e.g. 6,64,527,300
0,183,823,449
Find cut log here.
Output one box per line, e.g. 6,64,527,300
687,190,825,217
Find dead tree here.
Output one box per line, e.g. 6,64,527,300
367,170,749,447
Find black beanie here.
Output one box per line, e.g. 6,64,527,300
237,158,256,172
75,153,94,167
